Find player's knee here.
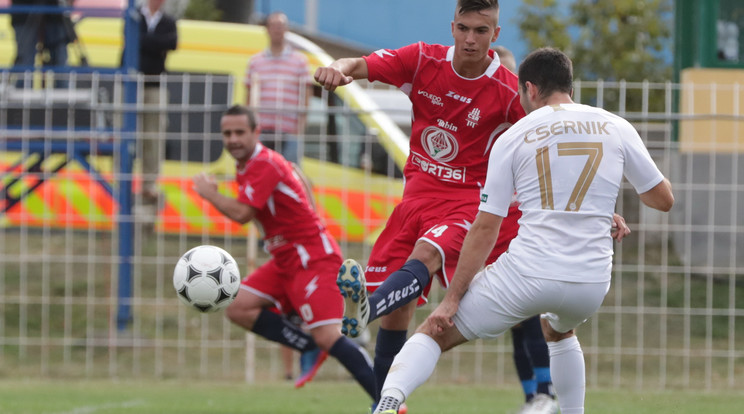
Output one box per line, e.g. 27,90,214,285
540,316,574,342
309,324,343,351
224,300,259,327
414,320,434,337
409,242,442,273
414,323,465,352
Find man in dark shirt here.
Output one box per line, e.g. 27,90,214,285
11,0,72,71
122,0,178,220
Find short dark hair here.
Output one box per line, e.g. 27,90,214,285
518,47,573,99
223,105,258,130
264,11,287,27
456,0,499,16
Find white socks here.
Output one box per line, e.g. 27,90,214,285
547,335,585,414
379,333,442,401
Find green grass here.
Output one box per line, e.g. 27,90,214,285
0,379,743,414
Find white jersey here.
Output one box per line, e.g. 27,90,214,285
480,103,664,283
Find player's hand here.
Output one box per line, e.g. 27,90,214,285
425,299,458,336
314,66,353,92
611,213,630,242
192,172,218,199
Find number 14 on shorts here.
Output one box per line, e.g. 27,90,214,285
426,224,449,238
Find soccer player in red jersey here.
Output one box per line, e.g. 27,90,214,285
315,0,524,406
193,105,376,400
315,1,628,410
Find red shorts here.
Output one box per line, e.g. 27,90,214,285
241,232,343,329
365,197,520,305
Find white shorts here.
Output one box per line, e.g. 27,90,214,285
453,258,611,340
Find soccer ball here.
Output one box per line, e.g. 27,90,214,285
173,245,241,313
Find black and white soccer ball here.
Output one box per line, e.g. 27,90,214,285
173,245,241,313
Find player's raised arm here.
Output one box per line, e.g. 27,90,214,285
314,57,368,91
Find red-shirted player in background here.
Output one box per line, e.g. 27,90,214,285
315,1,628,412
193,105,376,402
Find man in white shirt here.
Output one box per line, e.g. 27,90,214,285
372,47,674,414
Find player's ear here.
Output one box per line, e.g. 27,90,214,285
526,82,540,101
491,26,500,43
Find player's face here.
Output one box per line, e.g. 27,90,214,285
221,114,258,163
451,9,500,68
266,15,288,46
148,0,166,12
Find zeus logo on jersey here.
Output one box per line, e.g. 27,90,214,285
446,90,473,104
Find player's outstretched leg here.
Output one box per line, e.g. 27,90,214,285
337,259,370,337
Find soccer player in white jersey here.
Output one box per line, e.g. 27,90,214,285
371,47,674,414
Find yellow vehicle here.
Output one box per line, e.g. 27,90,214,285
0,14,408,243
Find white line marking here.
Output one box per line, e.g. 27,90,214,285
47,399,145,414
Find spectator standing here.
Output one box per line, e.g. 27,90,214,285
11,0,73,75
125,0,177,214
245,11,311,165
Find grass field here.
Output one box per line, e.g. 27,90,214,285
1,379,743,414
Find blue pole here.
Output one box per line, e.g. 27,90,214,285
117,0,139,331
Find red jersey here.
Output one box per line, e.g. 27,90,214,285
235,144,336,257
363,42,526,201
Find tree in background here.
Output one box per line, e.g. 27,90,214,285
519,0,572,54
518,0,673,112
183,0,223,22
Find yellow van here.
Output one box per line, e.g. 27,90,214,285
0,14,407,243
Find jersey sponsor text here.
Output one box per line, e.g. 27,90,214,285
437,119,458,132
417,89,444,106
411,152,465,182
